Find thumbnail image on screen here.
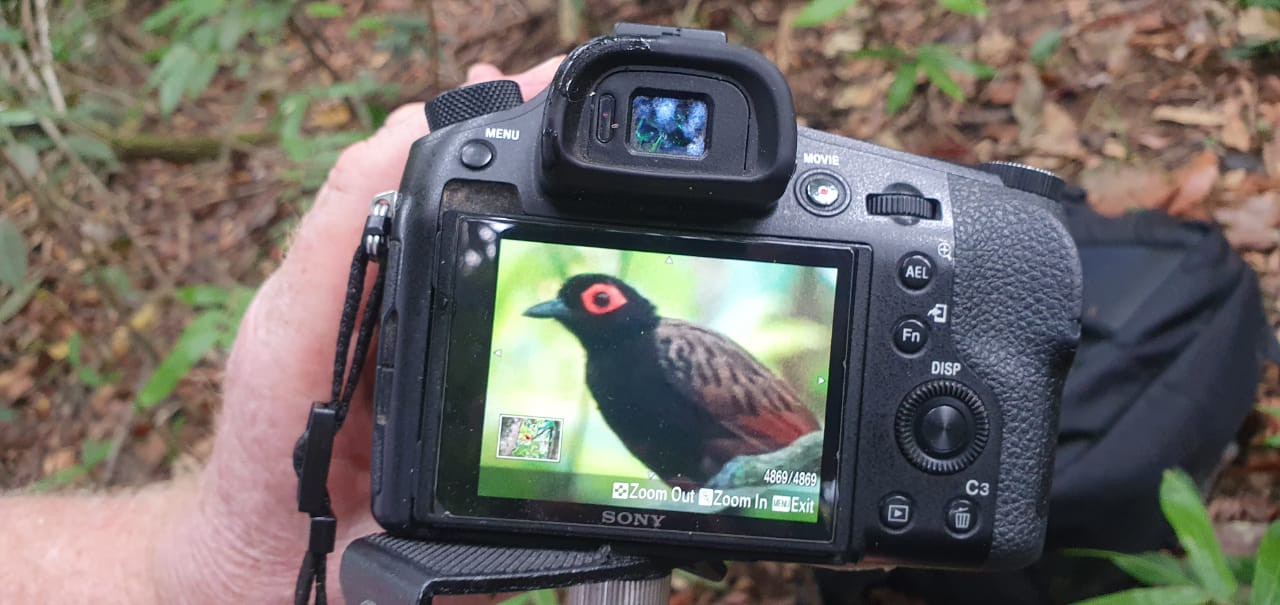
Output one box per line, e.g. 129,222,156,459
476,238,839,524
629,95,708,157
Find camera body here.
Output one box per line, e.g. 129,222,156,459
369,24,1081,570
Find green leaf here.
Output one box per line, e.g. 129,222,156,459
1160,469,1237,602
0,276,42,324
921,58,965,101
305,2,344,18
63,134,116,164
1030,28,1064,67
1065,549,1195,587
0,108,39,127
151,44,200,115
1072,585,1211,605
1254,520,1280,605
794,0,858,28
1228,554,1256,585
939,0,988,16
136,311,224,409
1267,433,1280,449
0,24,22,44
175,284,232,308
0,407,14,422
886,62,918,113
349,15,388,37
849,46,908,61
922,45,996,78
0,218,27,290
4,142,41,180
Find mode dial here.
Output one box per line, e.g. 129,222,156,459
425,80,524,131
976,161,1066,202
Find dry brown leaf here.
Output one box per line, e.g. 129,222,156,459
1238,6,1280,44
1031,102,1087,159
1264,130,1280,179
977,29,1016,65
1152,105,1225,127
1013,64,1044,150
1167,151,1219,219
1222,98,1252,152
1216,194,1280,251
1080,163,1177,216
1102,138,1127,158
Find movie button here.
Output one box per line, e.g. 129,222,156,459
459,139,495,170
880,493,913,530
797,172,850,216
945,497,979,535
893,318,928,354
898,253,934,290
916,401,970,457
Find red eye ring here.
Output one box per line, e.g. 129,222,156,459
581,283,627,315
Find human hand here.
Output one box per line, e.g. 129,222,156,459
153,57,563,604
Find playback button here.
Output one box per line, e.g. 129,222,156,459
880,493,913,530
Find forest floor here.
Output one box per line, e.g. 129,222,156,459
1,1,1278,603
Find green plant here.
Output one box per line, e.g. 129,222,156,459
853,44,995,113
1261,408,1280,448
135,284,254,410
498,590,559,605
142,1,294,115
0,217,39,324
1067,469,1280,605
31,438,113,492
1030,27,1064,67
792,0,994,112
67,332,121,388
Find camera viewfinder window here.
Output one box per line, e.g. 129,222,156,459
629,95,708,157
477,238,840,525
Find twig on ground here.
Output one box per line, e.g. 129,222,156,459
31,0,67,114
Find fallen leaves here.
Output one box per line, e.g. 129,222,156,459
1081,151,1221,219
1216,193,1280,251
1152,105,1225,127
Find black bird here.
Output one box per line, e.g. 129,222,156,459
524,274,821,486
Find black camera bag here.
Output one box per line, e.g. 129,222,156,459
823,188,1279,604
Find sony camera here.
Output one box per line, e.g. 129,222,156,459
368,23,1082,570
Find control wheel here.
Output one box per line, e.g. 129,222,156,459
895,380,989,474
425,80,524,131
975,161,1066,202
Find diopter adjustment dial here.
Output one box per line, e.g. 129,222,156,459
425,80,524,131
867,193,939,219
895,380,989,474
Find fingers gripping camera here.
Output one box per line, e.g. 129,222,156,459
367,24,1082,571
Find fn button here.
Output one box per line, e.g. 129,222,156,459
893,318,929,355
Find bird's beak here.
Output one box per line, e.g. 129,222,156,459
524,299,569,319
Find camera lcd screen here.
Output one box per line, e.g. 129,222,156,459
435,219,853,541
629,94,708,157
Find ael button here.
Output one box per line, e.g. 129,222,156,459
898,253,934,290
880,493,913,530
893,318,928,355
459,140,495,170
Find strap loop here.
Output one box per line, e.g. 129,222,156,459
294,241,386,605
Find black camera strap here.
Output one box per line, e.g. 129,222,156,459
292,195,394,605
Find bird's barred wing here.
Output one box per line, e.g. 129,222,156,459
654,319,821,458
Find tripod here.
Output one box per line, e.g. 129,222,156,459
340,534,712,605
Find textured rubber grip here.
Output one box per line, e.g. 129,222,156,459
341,534,673,605
424,80,524,131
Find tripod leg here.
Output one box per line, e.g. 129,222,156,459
564,574,671,605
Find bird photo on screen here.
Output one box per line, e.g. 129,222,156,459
524,274,822,487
